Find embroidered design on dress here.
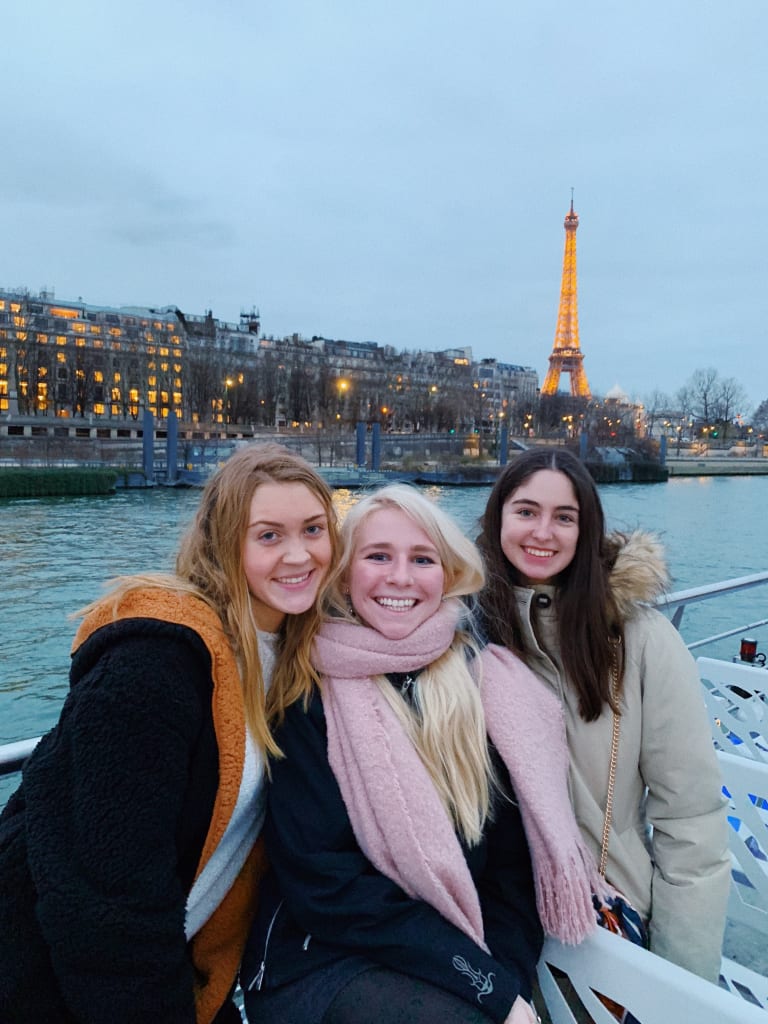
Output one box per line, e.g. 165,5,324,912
452,955,495,1002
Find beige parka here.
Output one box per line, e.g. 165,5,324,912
512,531,730,982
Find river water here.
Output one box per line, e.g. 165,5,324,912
2,475,768,748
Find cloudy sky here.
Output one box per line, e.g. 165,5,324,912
3,1,766,408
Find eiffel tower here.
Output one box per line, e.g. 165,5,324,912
541,194,591,398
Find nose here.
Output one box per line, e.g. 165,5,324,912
386,556,413,586
282,534,310,563
531,515,554,539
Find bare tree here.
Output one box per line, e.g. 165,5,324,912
684,367,721,426
642,389,671,437
713,376,749,442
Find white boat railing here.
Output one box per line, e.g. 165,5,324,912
538,925,768,1024
0,736,40,777
658,570,768,649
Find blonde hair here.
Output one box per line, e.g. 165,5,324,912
331,485,494,845
79,442,339,758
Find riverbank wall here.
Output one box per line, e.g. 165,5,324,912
666,458,768,477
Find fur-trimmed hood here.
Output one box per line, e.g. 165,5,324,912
607,529,670,623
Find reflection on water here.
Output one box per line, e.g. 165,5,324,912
2,475,768,744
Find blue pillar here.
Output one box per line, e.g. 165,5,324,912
371,422,381,471
659,434,667,466
579,430,588,460
499,424,509,465
166,410,178,483
142,408,154,482
356,422,366,467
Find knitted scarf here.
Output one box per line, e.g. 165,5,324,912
314,600,601,948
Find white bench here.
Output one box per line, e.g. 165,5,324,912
538,926,768,1023
537,738,768,1020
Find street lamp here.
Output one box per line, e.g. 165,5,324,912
223,377,234,425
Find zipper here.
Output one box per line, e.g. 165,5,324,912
247,898,285,992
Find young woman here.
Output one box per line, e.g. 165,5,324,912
476,447,730,982
242,484,600,1024
0,442,339,1024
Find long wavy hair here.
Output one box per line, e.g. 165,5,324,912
326,485,495,845
476,447,622,721
79,442,339,757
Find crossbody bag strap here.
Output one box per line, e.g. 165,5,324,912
599,638,622,879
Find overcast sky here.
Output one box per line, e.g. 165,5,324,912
3,1,766,409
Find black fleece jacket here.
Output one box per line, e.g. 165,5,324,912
241,687,543,1024
0,618,240,1024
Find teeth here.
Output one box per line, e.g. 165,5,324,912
278,572,310,584
525,547,554,558
375,597,416,609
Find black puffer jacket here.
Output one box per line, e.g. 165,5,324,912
0,618,240,1024
242,686,543,1024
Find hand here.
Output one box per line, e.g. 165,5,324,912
503,995,540,1024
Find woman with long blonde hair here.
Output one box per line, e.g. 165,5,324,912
0,442,339,1024
243,484,600,1024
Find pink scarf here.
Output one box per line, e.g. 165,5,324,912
314,601,601,949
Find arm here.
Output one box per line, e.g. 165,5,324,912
638,612,731,980
24,625,213,1024
265,695,533,1024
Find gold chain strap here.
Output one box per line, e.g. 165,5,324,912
599,638,622,878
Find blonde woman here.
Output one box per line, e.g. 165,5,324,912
242,485,600,1024
0,443,339,1024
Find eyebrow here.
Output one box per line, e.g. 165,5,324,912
248,512,327,529
358,540,439,554
509,498,579,513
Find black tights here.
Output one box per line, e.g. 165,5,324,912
322,966,496,1024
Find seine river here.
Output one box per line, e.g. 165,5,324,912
2,475,768,750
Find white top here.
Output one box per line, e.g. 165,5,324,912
184,630,279,939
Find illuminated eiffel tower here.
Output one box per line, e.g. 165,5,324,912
541,194,591,398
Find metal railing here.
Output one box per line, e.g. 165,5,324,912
0,737,41,778
657,570,768,651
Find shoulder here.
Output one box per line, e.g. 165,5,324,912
72,617,212,686
608,531,670,620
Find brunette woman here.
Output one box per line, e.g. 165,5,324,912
476,447,730,981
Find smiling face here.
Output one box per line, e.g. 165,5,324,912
500,469,580,585
347,506,445,640
243,481,333,632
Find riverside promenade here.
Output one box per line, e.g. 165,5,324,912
666,455,768,476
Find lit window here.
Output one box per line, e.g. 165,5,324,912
57,335,67,346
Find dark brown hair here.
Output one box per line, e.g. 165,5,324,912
476,447,621,721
